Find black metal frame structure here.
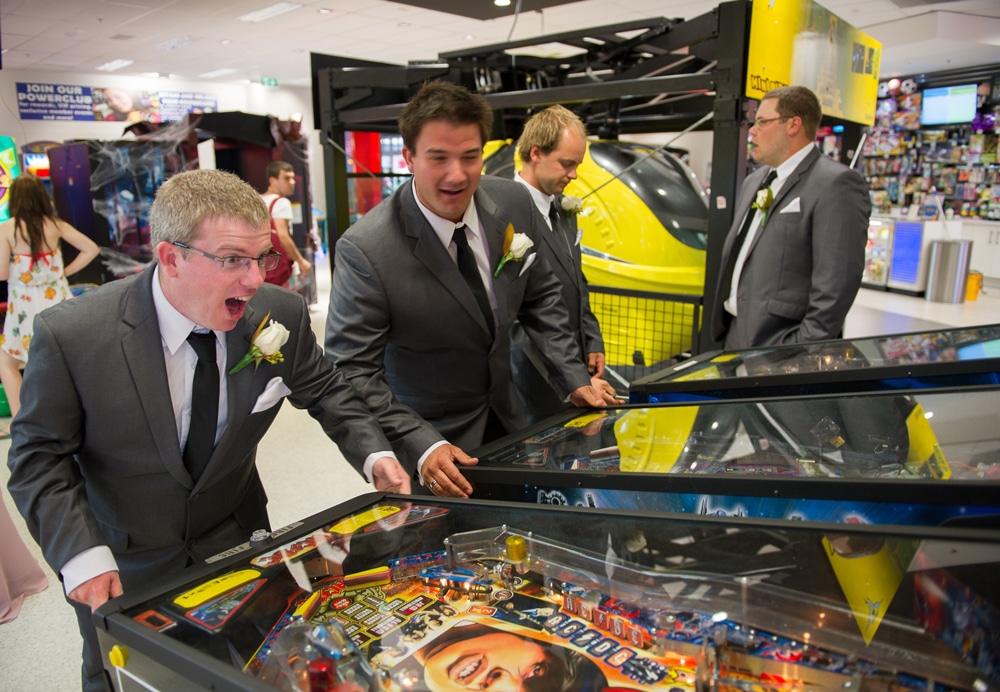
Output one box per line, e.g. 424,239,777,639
312,0,755,349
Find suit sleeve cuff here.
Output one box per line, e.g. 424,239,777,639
62,546,118,596
416,441,450,484
362,451,399,484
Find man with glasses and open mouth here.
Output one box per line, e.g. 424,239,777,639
6,168,409,692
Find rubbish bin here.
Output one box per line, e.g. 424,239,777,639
925,239,972,303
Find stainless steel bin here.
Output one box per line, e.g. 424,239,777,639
925,239,972,303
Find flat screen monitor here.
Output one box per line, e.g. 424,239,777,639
920,84,978,126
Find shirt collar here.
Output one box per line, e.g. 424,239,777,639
514,171,553,222
774,142,815,183
411,182,482,246
152,265,219,355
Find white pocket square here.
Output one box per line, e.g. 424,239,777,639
779,197,801,213
252,376,291,414
517,252,537,277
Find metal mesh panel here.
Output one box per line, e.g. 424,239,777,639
589,286,702,389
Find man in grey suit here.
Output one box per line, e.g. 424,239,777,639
511,105,617,422
711,85,870,350
6,169,409,692
325,81,614,499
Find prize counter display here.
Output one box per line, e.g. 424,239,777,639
629,324,1000,404
94,494,1000,691
463,388,1000,527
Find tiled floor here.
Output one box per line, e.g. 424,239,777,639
2,258,998,691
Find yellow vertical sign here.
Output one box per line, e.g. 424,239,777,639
746,0,881,125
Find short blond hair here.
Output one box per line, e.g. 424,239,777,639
150,169,269,246
517,105,587,162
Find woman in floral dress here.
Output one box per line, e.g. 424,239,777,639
0,173,99,428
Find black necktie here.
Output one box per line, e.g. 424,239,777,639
184,331,219,480
548,200,574,259
719,169,778,303
452,226,494,337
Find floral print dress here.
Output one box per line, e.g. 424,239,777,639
3,250,72,363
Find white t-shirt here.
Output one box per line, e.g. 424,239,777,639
261,193,292,221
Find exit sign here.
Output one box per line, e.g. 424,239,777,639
260,77,279,87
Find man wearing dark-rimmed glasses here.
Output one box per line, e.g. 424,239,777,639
710,85,870,350
7,168,410,692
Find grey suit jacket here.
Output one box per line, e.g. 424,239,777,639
511,194,604,421
711,147,870,349
325,177,590,469
6,265,391,591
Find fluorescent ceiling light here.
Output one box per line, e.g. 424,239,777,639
238,3,302,23
494,0,511,6
156,35,199,51
506,43,587,59
95,59,134,72
199,67,238,78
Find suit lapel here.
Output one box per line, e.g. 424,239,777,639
744,150,817,259
474,186,510,327
770,147,817,212
543,195,576,278
121,267,191,488
401,181,496,337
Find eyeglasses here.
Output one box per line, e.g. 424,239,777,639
170,241,282,273
752,116,789,129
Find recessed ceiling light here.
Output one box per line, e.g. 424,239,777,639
220,39,232,45
465,34,475,41
494,0,511,6
199,67,238,78
238,2,302,23
398,21,410,27
95,59,134,72
317,7,332,13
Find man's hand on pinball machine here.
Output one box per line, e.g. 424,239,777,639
569,383,614,409
372,456,412,494
69,570,124,612
422,444,477,499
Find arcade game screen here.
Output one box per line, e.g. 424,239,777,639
103,496,999,691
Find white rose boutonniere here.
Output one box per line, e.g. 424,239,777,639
228,311,290,375
561,195,583,217
752,187,773,213
494,223,534,277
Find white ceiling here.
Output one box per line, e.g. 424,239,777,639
2,0,999,88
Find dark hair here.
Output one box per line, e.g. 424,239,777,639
266,160,294,182
762,85,823,139
9,173,56,261
398,80,493,152
410,622,608,692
